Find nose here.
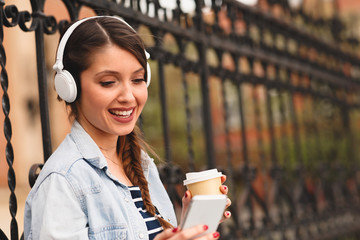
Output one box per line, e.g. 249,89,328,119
116,81,135,102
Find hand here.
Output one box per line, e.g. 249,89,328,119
154,225,220,240
219,175,231,222
181,175,232,223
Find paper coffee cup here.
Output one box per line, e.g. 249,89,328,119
183,169,223,196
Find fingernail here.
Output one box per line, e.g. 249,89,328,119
223,186,227,190
213,232,220,238
184,192,188,198
203,225,208,231
172,227,178,233
226,211,231,217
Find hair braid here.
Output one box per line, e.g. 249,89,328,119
119,127,173,229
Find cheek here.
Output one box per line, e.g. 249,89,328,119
138,90,148,107
80,87,109,110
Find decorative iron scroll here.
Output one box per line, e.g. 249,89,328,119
1,0,360,239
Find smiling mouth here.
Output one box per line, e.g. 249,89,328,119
109,109,134,118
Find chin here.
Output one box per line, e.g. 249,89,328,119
114,128,135,136
108,121,137,136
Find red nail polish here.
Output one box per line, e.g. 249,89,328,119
203,225,208,231
172,227,178,233
226,211,231,217
223,186,227,190
213,232,220,238
184,192,188,198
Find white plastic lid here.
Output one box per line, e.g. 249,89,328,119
183,169,223,186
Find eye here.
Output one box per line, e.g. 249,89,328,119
132,78,146,84
99,76,117,87
100,81,115,87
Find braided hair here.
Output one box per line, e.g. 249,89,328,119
118,126,173,229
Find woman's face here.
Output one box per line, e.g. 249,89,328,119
77,44,148,142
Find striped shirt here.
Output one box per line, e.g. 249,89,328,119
128,186,163,239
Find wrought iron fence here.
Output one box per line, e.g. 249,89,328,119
1,0,360,239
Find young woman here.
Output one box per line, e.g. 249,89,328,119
24,16,230,240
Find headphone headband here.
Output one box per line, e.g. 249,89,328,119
53,15,149,72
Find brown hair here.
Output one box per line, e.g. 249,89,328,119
119,126,173,229
59,16,172,229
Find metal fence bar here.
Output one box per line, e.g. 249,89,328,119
1,2,18,240
34,13,52,163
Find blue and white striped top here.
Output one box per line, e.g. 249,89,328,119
128,186,163,239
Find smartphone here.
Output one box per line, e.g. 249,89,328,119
180,194,227,238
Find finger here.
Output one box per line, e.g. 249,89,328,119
195,231,221,240
225,198,231,209
221,175,227,184
177,225,209,239
220,185,228,194
220,211,231,223
220,198,232,223
182,190,192,208
180,190,192,221
153,228,177,240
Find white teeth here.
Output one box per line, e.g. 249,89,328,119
110,109,133,118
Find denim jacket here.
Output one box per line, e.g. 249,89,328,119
24,121,177,240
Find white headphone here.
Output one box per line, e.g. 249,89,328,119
53,16,151,103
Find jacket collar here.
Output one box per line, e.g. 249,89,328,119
70,121,152,179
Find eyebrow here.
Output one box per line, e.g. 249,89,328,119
95,67,144,77
133,67,145,74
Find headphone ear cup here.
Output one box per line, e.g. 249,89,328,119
54,70,78,103
146,62,151,87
